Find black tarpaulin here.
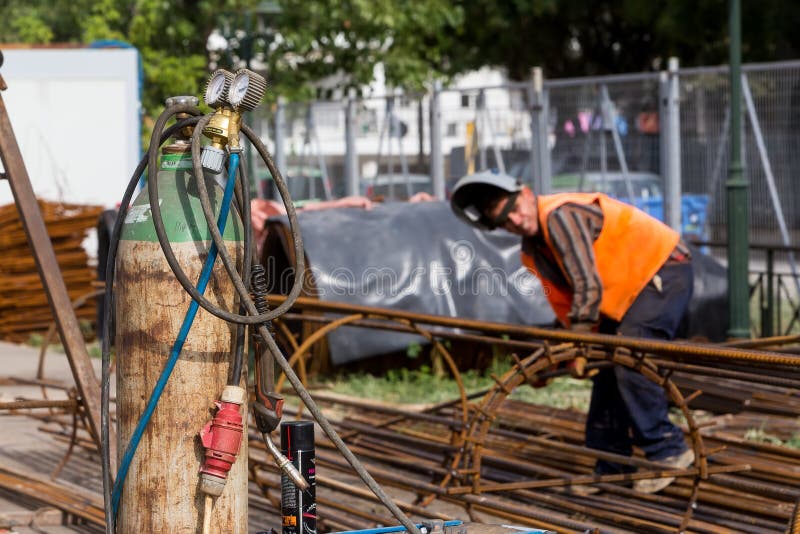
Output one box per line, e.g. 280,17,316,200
263,201,727,365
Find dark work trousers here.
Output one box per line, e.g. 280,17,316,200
586,260,694,475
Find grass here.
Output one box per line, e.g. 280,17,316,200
327,354,799,449
743,425,800,449
327,357,592,410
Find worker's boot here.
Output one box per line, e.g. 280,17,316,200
633,448,695,494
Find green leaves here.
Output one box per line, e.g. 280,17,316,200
11,14,55,44
269,0,463,94
2,0,798,122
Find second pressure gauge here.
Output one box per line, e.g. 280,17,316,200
228,69,267,112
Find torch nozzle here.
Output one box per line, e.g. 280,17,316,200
263,432,309,491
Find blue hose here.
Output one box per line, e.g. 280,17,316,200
333,521,463,534
111,153,240,516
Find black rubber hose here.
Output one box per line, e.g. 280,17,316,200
228,162,253,386
188,125,422,534
144,113,305,325
101,111,203,534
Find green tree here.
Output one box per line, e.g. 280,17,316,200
204,0,463,101
0,0,258,120
2,0,798,111
444,0,800,80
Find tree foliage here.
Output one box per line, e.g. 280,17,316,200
445,0,800,80
0,0,257,120
0,0,798,115
265,0,463,98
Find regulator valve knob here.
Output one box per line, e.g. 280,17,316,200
201,145,226,173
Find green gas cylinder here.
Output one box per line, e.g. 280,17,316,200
115,139,247,533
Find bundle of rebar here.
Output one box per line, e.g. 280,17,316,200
0,200,102,342
4,296,800,533
246,389,800,534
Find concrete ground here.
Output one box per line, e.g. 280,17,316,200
0,340,102,533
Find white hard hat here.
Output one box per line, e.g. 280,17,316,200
450,170,523,230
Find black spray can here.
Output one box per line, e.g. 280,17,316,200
281,421,316,534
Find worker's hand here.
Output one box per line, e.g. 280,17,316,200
250,199,286,244
567,322,598,379
569,322,595,335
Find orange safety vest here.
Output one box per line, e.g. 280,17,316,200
521,192,679,326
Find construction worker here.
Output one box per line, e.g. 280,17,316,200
450,170,695,494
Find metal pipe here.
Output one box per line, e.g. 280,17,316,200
274,96,286,200
726,0,750,338
344,88,359,197
430,80,445,200
665,57,682,232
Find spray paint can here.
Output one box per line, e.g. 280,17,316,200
281,421,316,534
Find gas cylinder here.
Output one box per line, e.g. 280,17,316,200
115,116,247,532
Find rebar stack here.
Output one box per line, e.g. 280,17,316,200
3,297,800,532
246,386,800,534
247,296,800,533
0,200,102,342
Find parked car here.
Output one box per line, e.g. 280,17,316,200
362,173,432,201
509,162,709,241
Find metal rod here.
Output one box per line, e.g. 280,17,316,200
430,80,445,200
344,88,359,197
665,57,683,232
267,295,800,367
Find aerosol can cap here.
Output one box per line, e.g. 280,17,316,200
280,421,314,451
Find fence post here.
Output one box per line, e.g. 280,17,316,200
541,86,552,194
417,95,425,168
344,88,359,197
477,89,487,171
528,67,550,194
764,249,775,337
664,57,682,232
274,96,286,201
430,80,445,200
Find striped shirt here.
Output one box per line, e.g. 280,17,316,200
523,202,690,324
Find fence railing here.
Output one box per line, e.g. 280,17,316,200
693,241,800,337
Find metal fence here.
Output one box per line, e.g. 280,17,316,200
252,60,800,244
250,60,800,333
679,61,800,244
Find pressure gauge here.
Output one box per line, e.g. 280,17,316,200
228,69,267,112
204,69,233,108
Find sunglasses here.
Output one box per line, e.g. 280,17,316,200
486,191,520,229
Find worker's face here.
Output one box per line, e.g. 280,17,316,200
486,187,539,237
